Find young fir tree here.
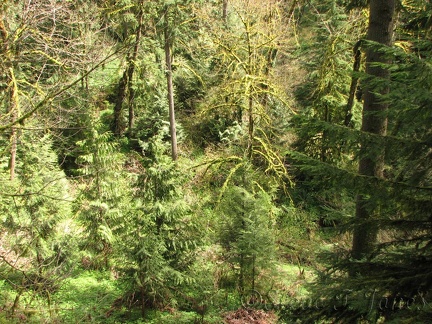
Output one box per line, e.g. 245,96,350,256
0,130,75,317
217,177,279,294
114,134,198,318
74,123,133,270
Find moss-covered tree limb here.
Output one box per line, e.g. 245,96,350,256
0,50,121,132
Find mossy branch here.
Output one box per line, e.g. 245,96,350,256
9,68,20,117
0,49,122,131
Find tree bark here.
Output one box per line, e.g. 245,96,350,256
286,0,298,22
222,0,228,23
113,67,128,136
113,2,144,136
9,68,19,181
127,1,144,135
164,7,178,161
352,0,395,260
344,40,362,127
1,15,17,181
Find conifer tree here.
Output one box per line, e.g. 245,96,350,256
351,0,396,261
0,130,75,315
217,179,278,293
74,124,133,269
290,1,367,227
285,0,432,322
115,134,198,317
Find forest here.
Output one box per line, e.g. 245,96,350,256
0,0,431,323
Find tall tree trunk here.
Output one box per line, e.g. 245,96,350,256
245,22,254,159
344,40,362,127
286,0,298,23
113,65,128,136
113,2,144,136
222,0,228,22
9,68,19,181
164,8,178,161
1,16,17,181
247,94,254,159
127,1,144,135
352,0,395,260
10,109,17,181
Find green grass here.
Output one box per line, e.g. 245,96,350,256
53,271,123,323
